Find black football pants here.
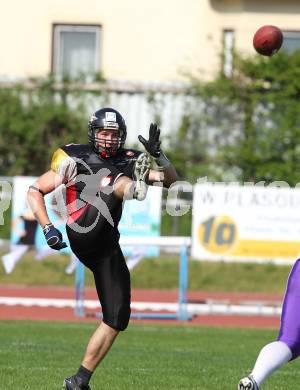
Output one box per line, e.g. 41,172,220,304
66,224,131,331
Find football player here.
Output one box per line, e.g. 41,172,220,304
238,260,300,389
27,107,178,390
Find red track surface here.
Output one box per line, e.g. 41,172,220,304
0,285,281,329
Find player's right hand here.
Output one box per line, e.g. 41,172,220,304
43,223,67,250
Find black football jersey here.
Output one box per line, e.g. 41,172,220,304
51,144,142,229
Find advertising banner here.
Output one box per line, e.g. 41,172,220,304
119,186,162,257
192,184,300,262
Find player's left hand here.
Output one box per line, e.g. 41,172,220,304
138,123,161,158
43,223,68,251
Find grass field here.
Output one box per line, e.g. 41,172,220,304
1,320,300,389
0,251,292,294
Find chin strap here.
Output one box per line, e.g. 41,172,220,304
100,150,108,158
100,149,117,158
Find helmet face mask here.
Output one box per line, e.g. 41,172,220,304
94,129,125,155
88,108,127,157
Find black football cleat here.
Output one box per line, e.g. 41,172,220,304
63,376,91,390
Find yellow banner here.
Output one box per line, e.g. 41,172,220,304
231,239,300,259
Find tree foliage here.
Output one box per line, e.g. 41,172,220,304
168,50,300,186
0,77,103,176
2,51,300,188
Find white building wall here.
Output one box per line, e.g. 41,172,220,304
4,0,300,84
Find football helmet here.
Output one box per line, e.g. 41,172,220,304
88,107,127,157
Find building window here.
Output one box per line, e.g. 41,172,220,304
52,24,101,79
223,29,235,77
282,31,300,53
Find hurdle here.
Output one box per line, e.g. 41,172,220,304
75,236,192,320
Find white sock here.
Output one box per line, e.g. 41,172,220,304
251,341,292,386
65,253,79,274
2,245,29,273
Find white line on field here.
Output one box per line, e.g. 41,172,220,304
0,297,282,317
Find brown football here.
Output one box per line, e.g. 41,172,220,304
253,25,283,56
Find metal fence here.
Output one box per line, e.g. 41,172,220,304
89,82,193,146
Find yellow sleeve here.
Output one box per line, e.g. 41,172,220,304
50,148,77,182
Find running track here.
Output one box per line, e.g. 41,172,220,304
0,285,282,329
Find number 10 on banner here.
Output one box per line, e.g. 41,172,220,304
198,215,238,254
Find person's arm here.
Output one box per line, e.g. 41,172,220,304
138,123,179,188
148,167,178,188
27,170,67,250
27,170,63,226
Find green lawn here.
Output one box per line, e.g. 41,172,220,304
0,251,292,294
0,320,299,389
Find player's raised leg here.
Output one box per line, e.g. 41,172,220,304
113,152,152,201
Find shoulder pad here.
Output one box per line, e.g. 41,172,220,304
61,144,91,157
51,148,70,172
